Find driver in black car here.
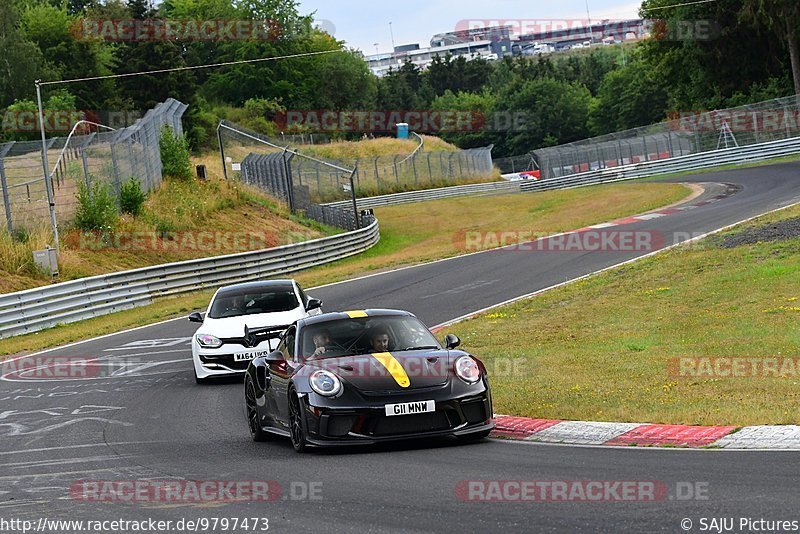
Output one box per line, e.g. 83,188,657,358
311,328,334,356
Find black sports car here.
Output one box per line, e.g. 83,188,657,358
243,309,494,452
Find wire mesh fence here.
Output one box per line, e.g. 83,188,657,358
492,153,539,174
0,98,188,235
218,119,496,209
528,94,800,179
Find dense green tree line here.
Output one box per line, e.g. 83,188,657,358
0,0,797,156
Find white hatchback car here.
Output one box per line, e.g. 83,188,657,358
189,279,322,383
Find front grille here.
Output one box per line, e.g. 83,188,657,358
372,410,452,436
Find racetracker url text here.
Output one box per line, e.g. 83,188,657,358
0,517,269,533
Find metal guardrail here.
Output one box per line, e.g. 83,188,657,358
324,180,521,209
0,219,379,339
520,135,800,193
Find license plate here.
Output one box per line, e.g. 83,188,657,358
385,400,435,417
233,351,268,362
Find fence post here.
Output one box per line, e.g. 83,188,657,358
127,137,137,184
666,132,674,159
411,154,418,184
374,156,380,190
80,146,91,192
110,140,122,207
217,123,229,180
392,155,400,186
282,147,295,212
349,165,359,229
0,159,12,233
752,111,760,144
426,153,433,180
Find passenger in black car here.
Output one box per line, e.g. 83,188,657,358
368,326,391,353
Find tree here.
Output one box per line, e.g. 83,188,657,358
0,1,54,107
494,78,593,155
588,60,668,135
740,0,800,96
20,3,116,110
430,90,496,148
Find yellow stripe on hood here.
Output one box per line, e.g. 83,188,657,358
371,352,410,388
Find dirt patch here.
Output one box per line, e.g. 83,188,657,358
720,217,800,248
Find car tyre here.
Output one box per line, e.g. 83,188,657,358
288,388,308,453
245,377,270,442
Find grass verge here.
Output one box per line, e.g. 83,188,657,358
1,182,689,357
443,204,800,427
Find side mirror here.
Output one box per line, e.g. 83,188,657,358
188,312,204,323
265,350,286,364
444,334,461,350
305,298,323,312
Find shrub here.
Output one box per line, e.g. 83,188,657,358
159,126,192,179
120,177,147,216
74,180,118,232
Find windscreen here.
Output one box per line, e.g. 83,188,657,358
299,316,440,361
209,288,299,318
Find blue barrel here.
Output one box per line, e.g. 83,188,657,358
396,122,409,139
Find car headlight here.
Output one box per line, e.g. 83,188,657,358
454,356,481,384
196,333,222,348
309,369,342,397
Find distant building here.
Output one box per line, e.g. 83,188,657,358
363,20,647,76
365,26,512,77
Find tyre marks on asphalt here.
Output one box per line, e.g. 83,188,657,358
0,336,194,511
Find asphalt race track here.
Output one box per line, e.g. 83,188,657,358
2,163,800,533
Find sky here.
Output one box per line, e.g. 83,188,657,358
296,0,642,55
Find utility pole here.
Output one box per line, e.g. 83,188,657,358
35,80,60,254
389,22,396,52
